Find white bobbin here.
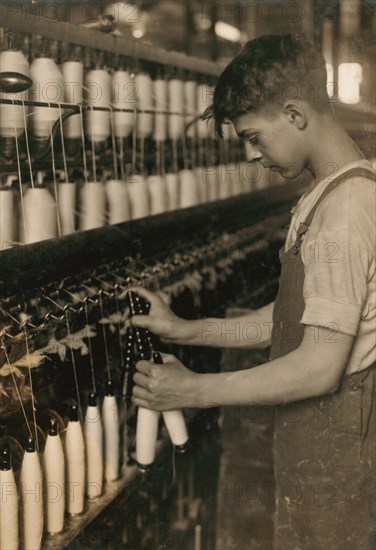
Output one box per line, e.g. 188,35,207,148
153,78,167,142
29,56,64,138
62,60,84,139
0,185,15,249
165,172,179,211
105,179,131,224
79,181,106,230
65,408,85,516
0,50,30,138
43,420,65,535
111,69,135,138
147,174,166,215
20,185,57,243
84,396,104,499
0,451,18,550
135,72,154,139
168,79,184,140
127,173,149,219
58,182,76,235
20,440,44,550
179,169,199,208
85,68,111,143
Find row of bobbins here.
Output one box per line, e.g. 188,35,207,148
0,41,219,141
0,388,122,550
0,160,270,249
0,36,282,250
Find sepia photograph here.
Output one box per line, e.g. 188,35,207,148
0,1,375,549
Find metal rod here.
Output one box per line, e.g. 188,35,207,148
0,98,194,116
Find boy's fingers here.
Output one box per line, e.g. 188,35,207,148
133,372,151,389
132,395,154,409
128,314,153,329
136,360,154,375
132,385,153,401
155,289,171,305
157,352,178,364
127,286,158,304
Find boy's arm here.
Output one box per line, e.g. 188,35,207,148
196,325,353,406
129,286,274,349
184,301,274,348
133,325,354,410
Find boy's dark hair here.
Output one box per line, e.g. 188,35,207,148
205,34,330,137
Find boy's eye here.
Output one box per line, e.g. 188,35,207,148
247,136,259,145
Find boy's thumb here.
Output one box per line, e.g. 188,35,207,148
129,314,151,329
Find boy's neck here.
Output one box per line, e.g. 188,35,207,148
306,114,364,182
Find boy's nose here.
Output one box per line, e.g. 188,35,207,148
244,141,262,162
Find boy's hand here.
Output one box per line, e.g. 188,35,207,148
127,287,188,343
132,353,198,410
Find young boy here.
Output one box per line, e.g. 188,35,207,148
131,34,376,549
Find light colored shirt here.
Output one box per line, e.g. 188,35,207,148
285,160,376,374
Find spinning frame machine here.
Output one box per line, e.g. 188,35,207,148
1,8,365,550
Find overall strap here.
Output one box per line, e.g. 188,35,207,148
293,167,376,254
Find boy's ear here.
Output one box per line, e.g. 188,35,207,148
283,102,307,130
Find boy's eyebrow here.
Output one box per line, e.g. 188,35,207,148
238,128,258,138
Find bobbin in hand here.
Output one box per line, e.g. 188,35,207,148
132,352,198,410
127,287,188,344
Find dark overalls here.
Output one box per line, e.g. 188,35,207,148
270,168,376,550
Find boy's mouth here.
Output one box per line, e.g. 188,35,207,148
260,162,280,171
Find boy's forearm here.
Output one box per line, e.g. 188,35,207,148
180,301,274,349
191,348,332,408
192,354,310,408
188,326,353,408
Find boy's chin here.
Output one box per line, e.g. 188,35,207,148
278,166,304,180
